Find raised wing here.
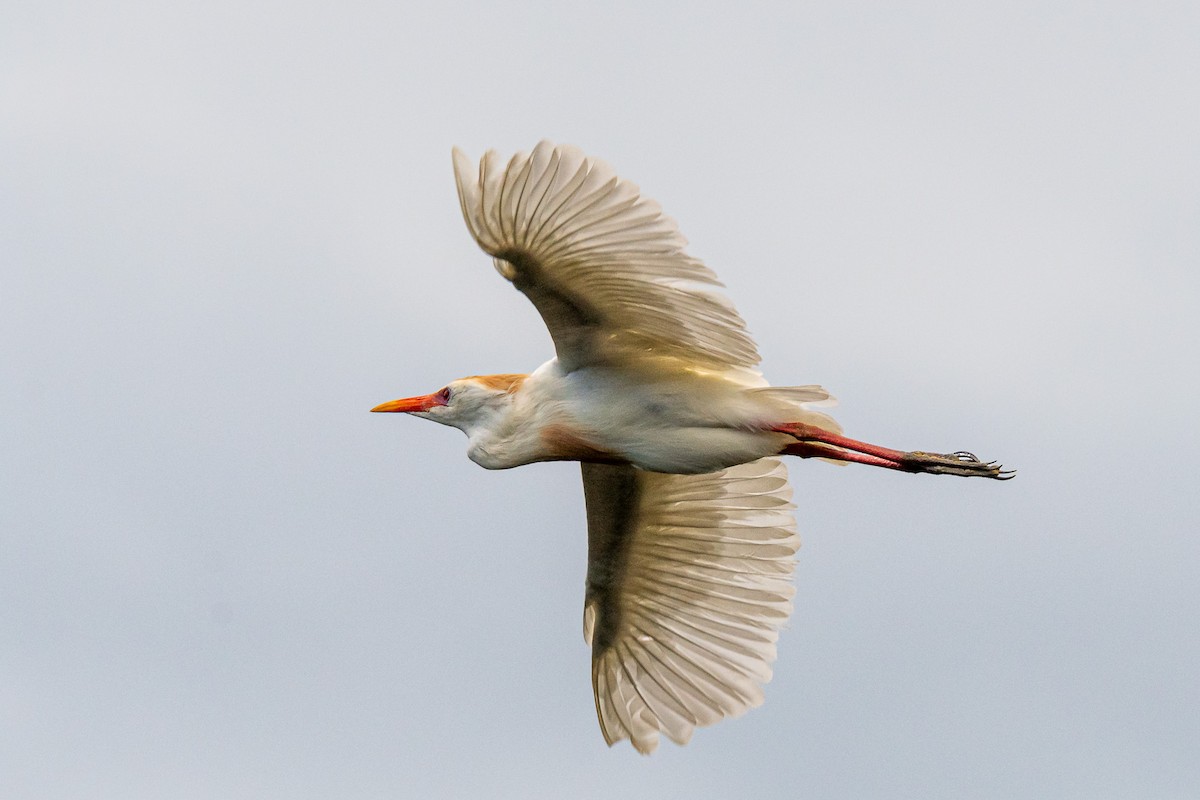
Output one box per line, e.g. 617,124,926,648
452,141,761,372
581,458,799,753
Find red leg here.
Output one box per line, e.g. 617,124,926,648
774,423,1014,480
781,440,909,469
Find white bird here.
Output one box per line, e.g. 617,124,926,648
373,141,1012,754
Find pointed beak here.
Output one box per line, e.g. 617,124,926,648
371,394,442,413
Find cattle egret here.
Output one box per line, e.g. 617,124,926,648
373,141,1012,753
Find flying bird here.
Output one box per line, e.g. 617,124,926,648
373,141,1012,753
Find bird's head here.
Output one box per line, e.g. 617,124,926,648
371,373,527,434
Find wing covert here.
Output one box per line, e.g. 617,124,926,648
452,141,761,372
580,458,799,753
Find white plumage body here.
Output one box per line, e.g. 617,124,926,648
465,357,827,474
372,141,1009,754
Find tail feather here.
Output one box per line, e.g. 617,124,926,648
750,385,842,435
748,384,836,407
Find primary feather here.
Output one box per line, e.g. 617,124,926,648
452,141,761,372
582,457,798,754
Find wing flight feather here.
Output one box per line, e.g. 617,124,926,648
580,457,799,753
453,141,761,372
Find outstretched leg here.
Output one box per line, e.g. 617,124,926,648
774,423,1014,480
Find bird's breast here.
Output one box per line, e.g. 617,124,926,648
538,424,622,463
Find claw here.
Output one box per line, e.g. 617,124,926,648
905,451,1015,480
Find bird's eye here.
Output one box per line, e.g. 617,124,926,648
435,387,452,405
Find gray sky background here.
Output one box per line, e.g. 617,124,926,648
3,2,1198,797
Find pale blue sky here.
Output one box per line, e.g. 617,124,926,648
3,2,1198,797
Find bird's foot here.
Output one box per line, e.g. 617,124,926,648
900,450,1015,480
